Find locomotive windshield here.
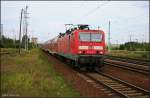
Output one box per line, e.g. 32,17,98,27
79,33,102,42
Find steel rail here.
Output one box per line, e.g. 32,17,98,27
84,72,150,98
104,62,150,75
105,55,150,66
98,72,150,95
83,73,129,98
104,60,149,71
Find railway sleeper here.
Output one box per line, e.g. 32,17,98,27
110,86,127,89
104,91,117,96
108,84,125,87
101,80,116,83
86,79,94,83
125,92,143,96
133,95,150,98
103,90,113,94
92,78,111,82
107,93,116,96
100,88,107,91
98,79,113,82
110,86,129,90
120,90,137,93
95,86,103,89
106,82,120,85
117,88,132,91
97,76,108,78
111,96,122,98
92,74,107,78
107,84,121,87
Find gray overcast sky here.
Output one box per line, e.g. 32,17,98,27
1,1,149,44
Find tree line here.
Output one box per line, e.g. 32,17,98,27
111,42,150,51
0,35,37,49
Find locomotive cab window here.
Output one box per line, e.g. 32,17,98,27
79,32,102,42
91,33,102,42
79,33,90,41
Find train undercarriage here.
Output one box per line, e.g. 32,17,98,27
53,52,105,71
43,49,105,71
75,55,105,71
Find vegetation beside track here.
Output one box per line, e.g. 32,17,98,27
1,48,80,97
107,42,150,60
0,48,18,54
107,50,150,60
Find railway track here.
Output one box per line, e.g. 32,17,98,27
105,55,149,66
44,51,149,97
104,56,150,75
79,71,150,98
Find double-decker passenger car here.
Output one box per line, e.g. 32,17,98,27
42,24,106,70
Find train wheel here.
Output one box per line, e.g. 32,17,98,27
95,66,100,72
70,61,75,68
87,66,96,72
80,67,86,71
100,57,104,67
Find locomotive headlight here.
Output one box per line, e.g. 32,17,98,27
78,51,82,54
79,46,88,50
94,46,103,50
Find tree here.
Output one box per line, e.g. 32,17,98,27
119,42,150,51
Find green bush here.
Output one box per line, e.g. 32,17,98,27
0,35,38,49
119,42,150,51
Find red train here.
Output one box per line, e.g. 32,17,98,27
42,24,106,70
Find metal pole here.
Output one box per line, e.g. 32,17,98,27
108,20,111,52
19,9,23,54
149,33,150,43
0,24,3,45
129,34,132,51
22,7,26,50
135,39,138,43
25,6,28,51
15,34,16,49
116,40,118,45
13,31,15,48
23,9,26,50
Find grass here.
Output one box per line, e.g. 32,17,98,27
107,50,150,60
1,48,80,97
0,48,18,54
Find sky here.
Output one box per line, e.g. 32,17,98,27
1,1,149,44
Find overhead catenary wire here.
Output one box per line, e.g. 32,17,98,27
84,1,109,17
73,1,110,23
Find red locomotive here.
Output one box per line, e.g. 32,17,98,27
42,24,106,70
